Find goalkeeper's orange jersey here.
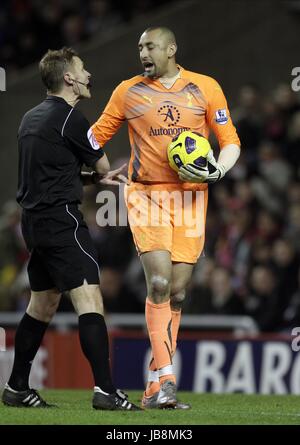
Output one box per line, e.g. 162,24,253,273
91,66,240,185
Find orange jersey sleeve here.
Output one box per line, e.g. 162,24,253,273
91,81,127,147
203,77,240,149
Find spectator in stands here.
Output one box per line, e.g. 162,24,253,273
209,267,245,315
185,265,244,315
285,203,300,251
232,83,263,152
184,258,216,314
286,111,300,175
271,238,300,305
245,265,283,331
283,266,300,329
0,201,28,311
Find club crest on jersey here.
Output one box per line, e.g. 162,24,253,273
215,109,228,125
158,103,180,127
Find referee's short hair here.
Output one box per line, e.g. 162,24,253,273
39,47,78,94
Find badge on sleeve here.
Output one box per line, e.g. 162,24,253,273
215,109,228,125
87,128,100,150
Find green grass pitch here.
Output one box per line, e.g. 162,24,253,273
0,390,299,425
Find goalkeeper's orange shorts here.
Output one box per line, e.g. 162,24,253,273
124,182,208,264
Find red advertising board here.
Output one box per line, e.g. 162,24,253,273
1,329,299,394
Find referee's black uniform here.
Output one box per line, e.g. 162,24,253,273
17,96,103,292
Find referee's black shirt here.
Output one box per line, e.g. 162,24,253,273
17,96,103,210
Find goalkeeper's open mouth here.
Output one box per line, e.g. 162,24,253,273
143,62,155,74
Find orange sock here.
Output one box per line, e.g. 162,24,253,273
148,356,156,372
148,309,182,371
157,310,181,386
145,298,173,370
149,357,156,372
171,309,181,355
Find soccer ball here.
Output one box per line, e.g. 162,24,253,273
167,131,211,172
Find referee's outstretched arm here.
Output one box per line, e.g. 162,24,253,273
94,153,110,175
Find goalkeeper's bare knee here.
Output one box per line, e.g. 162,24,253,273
170,290,186,311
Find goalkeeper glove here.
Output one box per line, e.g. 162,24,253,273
178,149,226,184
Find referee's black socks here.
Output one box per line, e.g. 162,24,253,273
8,312,115,394
78,313,116,394
8,313,48,391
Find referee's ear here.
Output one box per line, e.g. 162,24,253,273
64,72,74,86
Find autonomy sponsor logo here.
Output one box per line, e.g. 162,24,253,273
149,126,190,137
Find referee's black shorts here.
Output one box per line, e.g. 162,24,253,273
21,204,100,292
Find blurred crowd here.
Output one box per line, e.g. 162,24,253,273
0,82,299,333
0,0,174,75
1,2,300,332
185,82,300,332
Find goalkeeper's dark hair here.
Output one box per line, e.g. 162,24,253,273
144,26,176,45
39,47,78,94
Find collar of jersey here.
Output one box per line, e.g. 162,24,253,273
142,65,186,92
45,95,71,106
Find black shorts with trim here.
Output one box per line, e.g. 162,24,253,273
21,204,100,292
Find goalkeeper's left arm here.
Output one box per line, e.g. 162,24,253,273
179,76,241,184
179,144,240,184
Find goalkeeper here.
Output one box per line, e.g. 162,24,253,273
91,26,240,409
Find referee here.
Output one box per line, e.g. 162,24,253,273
1,47,140,411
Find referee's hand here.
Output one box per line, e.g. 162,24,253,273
97,163,129,186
